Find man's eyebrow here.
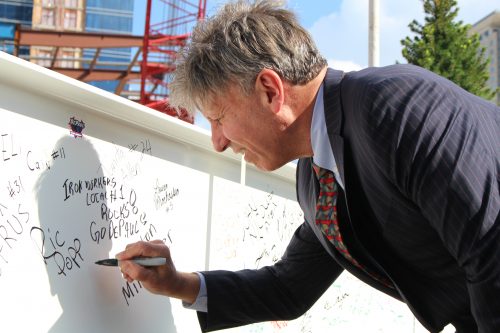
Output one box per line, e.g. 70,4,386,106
215,107,226,119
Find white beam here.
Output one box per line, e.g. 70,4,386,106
369,0,380,67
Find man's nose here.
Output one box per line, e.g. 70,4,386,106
211,122,230,152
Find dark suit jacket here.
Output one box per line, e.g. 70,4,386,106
198,65,500,333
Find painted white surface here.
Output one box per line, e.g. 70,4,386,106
0,52,433,332
209,177,425,333
0,51,295,333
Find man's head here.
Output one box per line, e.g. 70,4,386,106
170,0,327,170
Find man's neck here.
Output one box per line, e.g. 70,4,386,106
283,67,328,159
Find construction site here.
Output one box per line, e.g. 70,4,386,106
0,0,207,123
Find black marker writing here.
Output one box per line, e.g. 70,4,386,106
26,150,50,172
153,180,180,212
90,218,142,243
1,133,20,163
30,227,83,276
6,176,24,198
122,280,143,306
0,203,30,264
62,176,116,201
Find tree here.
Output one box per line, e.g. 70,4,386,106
401,0,495,101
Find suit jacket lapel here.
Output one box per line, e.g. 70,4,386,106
322,69,394,286
323,68,346,187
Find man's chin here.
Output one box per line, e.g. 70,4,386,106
245,155,284,172
243,154,264,170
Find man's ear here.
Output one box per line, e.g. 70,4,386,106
255,69,284,114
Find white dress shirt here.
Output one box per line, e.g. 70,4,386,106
310,83,344,189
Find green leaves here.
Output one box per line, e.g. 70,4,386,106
401,0,496,102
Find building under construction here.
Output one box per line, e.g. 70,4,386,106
0,0,207,123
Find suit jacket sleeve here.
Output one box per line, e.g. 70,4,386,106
197,221,343,332
345,65,500,332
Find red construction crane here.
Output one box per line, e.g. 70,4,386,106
12,0,207,123
140,0,207,122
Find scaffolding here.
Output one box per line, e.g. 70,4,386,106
12,0,207,123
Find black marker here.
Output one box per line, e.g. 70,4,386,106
95,257,166,267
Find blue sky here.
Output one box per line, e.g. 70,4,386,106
133,0,500,71
132,0,500,127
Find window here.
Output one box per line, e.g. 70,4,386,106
65,0,78,8
42,0,56,6
64,10,77,29
37,49,52,67
41,8,55,26
59,50,75,68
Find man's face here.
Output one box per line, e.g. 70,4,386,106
201,85,290,171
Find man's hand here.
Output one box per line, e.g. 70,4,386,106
116,240,200,304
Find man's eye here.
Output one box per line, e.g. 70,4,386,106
209,118,221,127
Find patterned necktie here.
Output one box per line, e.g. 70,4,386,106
313,164,362,266
313,163,395,289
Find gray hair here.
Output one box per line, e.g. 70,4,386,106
169,0,327,113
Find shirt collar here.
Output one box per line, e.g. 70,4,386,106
311,83,331,169
310,83,344,188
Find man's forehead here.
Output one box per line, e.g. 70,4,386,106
199,83,250,115
200,90,230,113
198,94,218,115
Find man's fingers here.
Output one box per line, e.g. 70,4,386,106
116,240,169,260
117,240,172,292
119,260,154,282
121,271,134,283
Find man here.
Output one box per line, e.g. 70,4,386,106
117,1,500,332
